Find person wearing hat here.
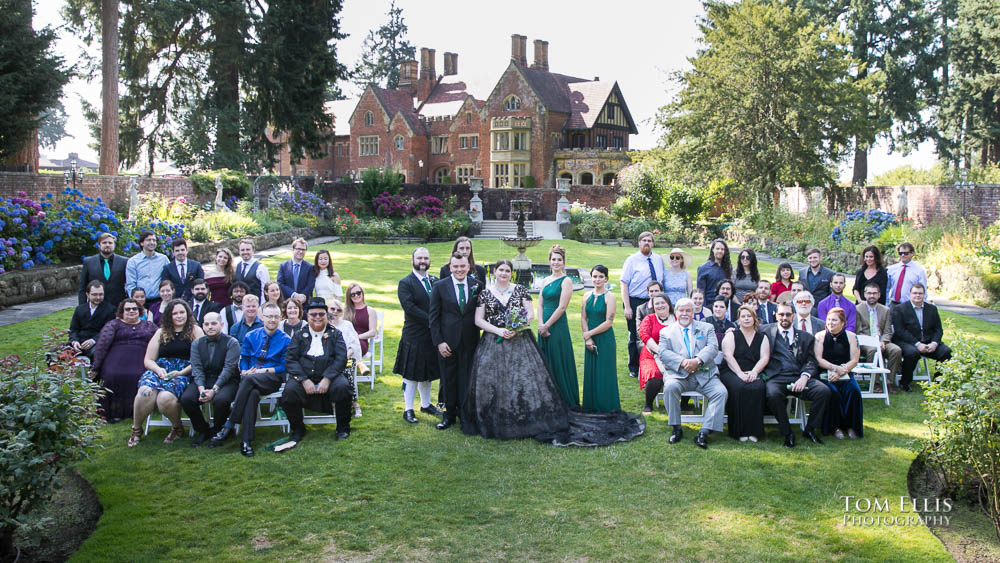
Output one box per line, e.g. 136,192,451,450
662,248,693,307
279,297,352,446
620,232,666,379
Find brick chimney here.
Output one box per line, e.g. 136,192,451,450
398,59,418,94
418,47,437,101
443,52,458,76
532,39,548,71
511,34,527,66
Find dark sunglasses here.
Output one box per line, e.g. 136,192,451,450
350,291,363,297
308,311,327,317
123,307,139,312
898,251,912,256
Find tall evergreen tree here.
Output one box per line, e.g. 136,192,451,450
350,0,415,91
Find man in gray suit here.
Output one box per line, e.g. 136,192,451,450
657,298,728,449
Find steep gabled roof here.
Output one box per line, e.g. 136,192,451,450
517,65,589,114
372,87,426,135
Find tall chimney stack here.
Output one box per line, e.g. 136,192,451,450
511,34,527,66
398,60,418,94
532,39,549,71
443,52,458,76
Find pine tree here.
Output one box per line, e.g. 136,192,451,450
350,0,415,91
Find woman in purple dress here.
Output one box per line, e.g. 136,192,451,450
204,247,235,306
345,282,377,357
88,298,157,423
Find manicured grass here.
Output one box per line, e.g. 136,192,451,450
8,241,999,561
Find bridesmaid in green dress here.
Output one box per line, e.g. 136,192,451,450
582,264,619,411
538,244,579,407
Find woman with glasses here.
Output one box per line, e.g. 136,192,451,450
732,249,760,303
88,298,157,423
327,298,363,418
662,248,693,307
344,282,377,358
313,249,343,299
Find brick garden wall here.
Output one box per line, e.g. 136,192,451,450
779,184,1000,226
318,182,620,220
0,172,199,208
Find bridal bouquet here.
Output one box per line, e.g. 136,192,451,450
497,306,530,343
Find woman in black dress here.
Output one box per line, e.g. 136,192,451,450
718,305,770,442
815,307,863,439
462,260,645,446
853,245,888,305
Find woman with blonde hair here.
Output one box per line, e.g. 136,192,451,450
344,282,377,358
718,305,769,442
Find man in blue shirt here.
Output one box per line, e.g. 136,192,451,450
125,230,169,305
620,231,665,378
209,302,291,456
229,294,263,343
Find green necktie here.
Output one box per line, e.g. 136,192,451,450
422,277,432,294
103,258,111,279
458,283,466,310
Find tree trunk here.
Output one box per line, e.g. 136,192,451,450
852,143,868,187
99,0,119,176
3,0,38,171
211,1,242,169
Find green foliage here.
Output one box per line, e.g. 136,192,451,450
872,163,1000,186
186,209,263,242
250,211,291,234
365,218,394,242
617,161,666,215
568,210,700,244
0,3,68,162
522,175,536,189
922,328,1000,540
409,216,434,241
37,101,69,151
132,193,197,225
350,0,415,90
1,332,103,555
661,181,709,224
189,170,251,199
357,168,403,213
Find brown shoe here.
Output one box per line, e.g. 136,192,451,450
163,425,184,444
127,426,142,448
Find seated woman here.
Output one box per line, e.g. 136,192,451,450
204,247,235,306
313,250,343,299
278,298,305,337
344,282,377,359
718,306,769,442
814,307,863,439
88,298,157,423
149,280,176,325
327,297,363,419
690,289,711,321
262,280,284,310
130,287,148,321
462,259,644,445
705,298,736,349
128,299,205,447
638,293,674,413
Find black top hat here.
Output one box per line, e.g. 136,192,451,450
305,297,328,313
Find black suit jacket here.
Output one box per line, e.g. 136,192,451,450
189,299,222,325
79,253,128,306
161,259,204,301
892,302,944,345
69,302,115,343
756,301,778,325
286,325,348,383
439,263,488,285
429,277,481,350
398,272,437,345
761,323,820,379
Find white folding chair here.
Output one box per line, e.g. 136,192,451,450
912,357,932,382
763,396,806,431
144,402,211,437
854,334,891,406
359,310,384,388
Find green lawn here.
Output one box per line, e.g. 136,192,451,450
6,240,999,561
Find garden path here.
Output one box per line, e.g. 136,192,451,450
0,235,339,328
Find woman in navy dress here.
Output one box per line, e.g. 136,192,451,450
815,307,863,439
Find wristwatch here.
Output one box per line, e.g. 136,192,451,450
696,358,704,368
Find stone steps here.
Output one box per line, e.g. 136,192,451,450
476,220,534,239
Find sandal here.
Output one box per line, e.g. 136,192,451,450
163,425,184,444
127,426,142,448
354,402,363,419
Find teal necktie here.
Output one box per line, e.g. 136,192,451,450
422,277,432,294
458,283,466,309
683,327,692,358
103,258,111,279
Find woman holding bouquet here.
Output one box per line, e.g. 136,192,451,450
581,264,619,412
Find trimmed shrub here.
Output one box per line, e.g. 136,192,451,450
357,169,403,213
189,169,251,199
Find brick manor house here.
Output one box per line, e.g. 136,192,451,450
274,34,638,188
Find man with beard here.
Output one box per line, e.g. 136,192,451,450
189,278,221,326
856,283,902,393
791,291,824,335
816,273,857,332
79,232,128,307
394,247,443,424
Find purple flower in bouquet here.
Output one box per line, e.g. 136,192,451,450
497,305,530,342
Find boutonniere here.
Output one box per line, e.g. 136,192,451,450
186,273,194,281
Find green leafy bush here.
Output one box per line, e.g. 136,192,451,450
1,332,104,556
189,169,251,199
618,161,666,216
410,216,434,241
357,168,403,213
522,175,536,189
921,328,1000,541
662,181,709,224
366,219,394,242
872,162,1000,186
186,209,263,242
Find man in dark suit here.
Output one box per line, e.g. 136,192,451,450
160,238,203,301
279,297,352,447
761,302,832,448
799,248,836,312
892,283,951,392
79,232,127,307
754,280,777,325
68,280,115,359
429,252,481,429
189,278,221,326
394,247,442,424
276,237,316,305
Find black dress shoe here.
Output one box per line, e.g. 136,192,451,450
694,431,709,449
783,433,795,448
669,428,683,444
436,418,454,430
336,430,350,440
802,429,823,444
403,409,419,424
191,432,210,447
208,425,234,447
900,383,913,392
240,441,255,457
420,404,442,416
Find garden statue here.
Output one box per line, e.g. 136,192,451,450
251,177,262,211
896,185,908,219
468,177,484,225
214,175,224,209
127,177,139,220
555,177,571,235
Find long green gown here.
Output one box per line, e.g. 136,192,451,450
538,276,579,407
582,291,620,412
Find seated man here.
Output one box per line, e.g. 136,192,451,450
278,298,352,449
210,303,291,457
816,273,856,332
755,279,777,325
635,280,664,327
68,280,115,359
181,312,242,446
891,283,951,392
189,278,221,326
792,291,824,335
761,302,831,448
656,298,727,449
855,282,902,393
229,294,262,343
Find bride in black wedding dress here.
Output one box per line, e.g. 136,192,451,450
461,259,644,446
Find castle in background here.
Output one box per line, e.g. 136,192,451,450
274,34,638,189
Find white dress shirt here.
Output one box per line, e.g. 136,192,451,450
307,328,326,357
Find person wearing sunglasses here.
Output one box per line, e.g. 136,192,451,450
88,298,157,423
886,242,927,306
791,291,824,335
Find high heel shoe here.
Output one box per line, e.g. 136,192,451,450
127,426,142,447
163,425,184,444
353,402,363,418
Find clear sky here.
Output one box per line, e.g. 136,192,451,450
34,0,935,180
